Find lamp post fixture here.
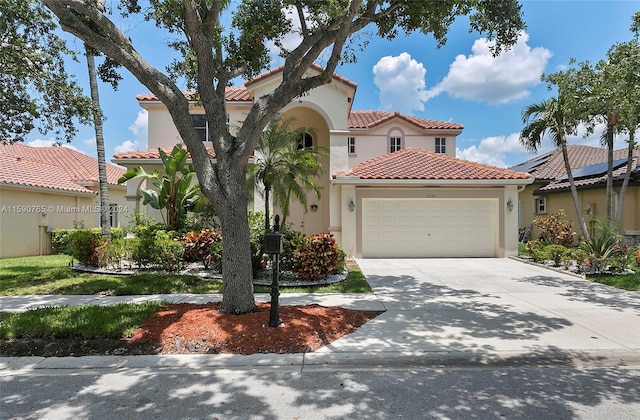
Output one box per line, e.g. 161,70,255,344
264,215,284,327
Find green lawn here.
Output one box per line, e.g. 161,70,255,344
518,243,640,291
0,302,164,340
0,255,371,295
586,272,640,291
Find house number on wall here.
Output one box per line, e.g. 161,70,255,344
425,194,436,198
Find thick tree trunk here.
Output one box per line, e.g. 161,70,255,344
215,164,256,314
85,47,110,240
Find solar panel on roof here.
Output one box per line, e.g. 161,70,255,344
557,158,628,181
509,150,553,173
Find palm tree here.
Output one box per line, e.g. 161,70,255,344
248,116,325,232
85,46,110,240
520,97,591,241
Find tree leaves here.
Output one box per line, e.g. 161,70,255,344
0,0,93,143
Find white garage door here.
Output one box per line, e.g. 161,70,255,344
362,198,498,258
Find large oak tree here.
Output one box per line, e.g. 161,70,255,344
42,0,525,314
1,0,92,143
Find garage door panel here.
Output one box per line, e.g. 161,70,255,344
362,198,497,258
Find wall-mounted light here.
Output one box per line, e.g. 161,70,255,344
348,198,356,212
506,198,514,212
310,204,318,213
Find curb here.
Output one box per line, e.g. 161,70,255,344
3,349,639,373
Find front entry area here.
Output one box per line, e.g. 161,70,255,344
361,198,498,258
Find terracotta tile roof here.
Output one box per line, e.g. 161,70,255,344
136,87,253,103
245,63,358,89
0,143,126,193
510,145,630,180
334,148,531,180
112,146,216,160
348,110,463,131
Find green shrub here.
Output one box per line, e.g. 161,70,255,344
294,233,339,279
209,241,223,272
279,225,307,272
580,217,624,273
51,228,123,255
128,223,167,267
334,248,347,274
67,230,102,267
545,244,566,267
534,209,575,246
156,239,185,272
96,238,127,268
525,240,546,263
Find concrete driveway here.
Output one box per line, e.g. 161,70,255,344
312,258,640,366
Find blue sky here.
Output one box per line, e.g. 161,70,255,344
27,1,639,169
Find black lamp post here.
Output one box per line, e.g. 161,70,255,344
264,215,284,327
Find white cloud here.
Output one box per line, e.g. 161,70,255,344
457,133,524,167
27,138,80,151
129,110,148,138
372,52,429,114
266,6,305,64
113,109,148,154
84,137,96,147
114,140,138,154
458,121,635,169
426,32,551,104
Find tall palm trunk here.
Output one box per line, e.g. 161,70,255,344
85,46,110,240
605,122,615,222
615,127,636,226
264,185,271,232
560,142,590,241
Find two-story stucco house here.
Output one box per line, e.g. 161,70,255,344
113,65,533,258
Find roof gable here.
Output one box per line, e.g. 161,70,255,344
348,110,463,131
334,148,531,181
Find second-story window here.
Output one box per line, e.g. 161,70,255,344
190,114,208,141
347,137,356,154
435,137,446,154
390,136,402,153
297,132,313,150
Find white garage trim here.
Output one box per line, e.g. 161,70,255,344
362,198,498,258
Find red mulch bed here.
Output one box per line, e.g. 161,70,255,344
130,302,382,355
0,303,382,357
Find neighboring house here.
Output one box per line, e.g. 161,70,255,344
113,65,533,258
510,145,640,244
0,143,128,258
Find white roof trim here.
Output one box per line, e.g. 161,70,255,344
331,178,534,186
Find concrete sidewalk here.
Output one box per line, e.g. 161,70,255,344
2,258,639,370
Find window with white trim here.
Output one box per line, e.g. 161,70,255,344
190,114,208,141
109,204,120,228
347,137,356,154
297,132,313,150
390,136,402,153
435,137,446,154
534,197,547,214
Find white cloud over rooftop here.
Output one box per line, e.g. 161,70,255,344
426,32,552,104
372,52,429,114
